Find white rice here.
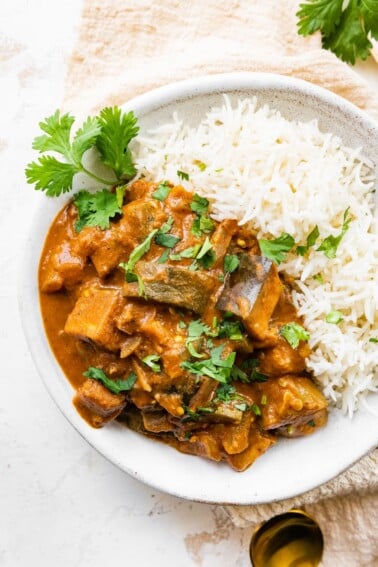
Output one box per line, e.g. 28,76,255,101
133,95,378,416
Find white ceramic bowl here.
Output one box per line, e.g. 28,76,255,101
19,72,378,505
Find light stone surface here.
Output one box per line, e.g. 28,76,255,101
0,1,377,566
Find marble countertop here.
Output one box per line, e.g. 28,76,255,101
1,2,377,566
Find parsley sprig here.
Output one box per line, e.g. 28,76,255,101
26,106,139,197
297,0,378,64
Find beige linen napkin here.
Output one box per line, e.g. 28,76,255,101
63,1,378,564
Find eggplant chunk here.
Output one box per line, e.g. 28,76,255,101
259,336,309,375
74,378,126,428
217,255,282,339
277,408,328,437
123,262,217,314
64,286,126,352
258,375,328,431
226,427,276,471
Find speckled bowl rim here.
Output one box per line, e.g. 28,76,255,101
19,72,378,505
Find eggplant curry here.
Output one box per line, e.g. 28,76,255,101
39,179,327,471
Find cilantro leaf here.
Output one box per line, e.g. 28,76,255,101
296,226,320,256
196,237,216,269
361,0,378,38
155,233,181,248
322,0,372,64
83,367,136,394
297,0,344,36
142,354,161,372
71,116,103,163
119,228,158,274
25,155,77,197
297,0,378,64
317,208,352,258
190,194,210,215
191,215,215,238
218,319,244,341
369,337,378,343
96,107,139,180
224,254,240,273
280,322,310,349
177,170,189,181
73,188,122,231
187,320,213,339
326,310,344,324
152,181,171,201
258,233,295,265
32,110,76,158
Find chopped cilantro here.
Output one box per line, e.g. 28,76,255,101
313,273,324,284
119,228,158,274
191,215,215,238
157,249,170,264
142,354,161,372
177,170,189,181
317,208,352,258
83,367,136,394
369,338,378,343
155,233,181,248
196,237,216,269
224,254,240,273
258,233,295,265
296,225,320,256
152,181,171,201
326,310,344,324
190,193,210,215
218,319,244,341
280,322,310,349
251,403,261,416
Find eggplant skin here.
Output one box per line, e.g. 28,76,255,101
123,262,217,314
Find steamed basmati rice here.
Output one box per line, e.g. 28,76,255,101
133,96,378,416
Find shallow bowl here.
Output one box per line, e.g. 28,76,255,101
19,72,378,504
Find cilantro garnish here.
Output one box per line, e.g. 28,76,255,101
181,345,236,383
296,226,320,256
217,319,244,341
280,322,310,349
196,237,216,269
369,337,378,343
26,107,138,196
155,233,181,248
191,215,215,238
142,354,161,372
73,188,123,232
190,194,210,215
152,181,171,201
258,233,295,265
313,273,324,284
326,310,344,324
119,228,158,274
317,208,352,258
297,0,378,65
224,254,240,273
83,367,136,394
177,170,189,181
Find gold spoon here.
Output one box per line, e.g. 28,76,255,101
249,509,324,567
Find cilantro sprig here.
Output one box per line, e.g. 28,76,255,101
26,106,139,197
84,367,137,394
297,0,378,64
73,187,124,231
